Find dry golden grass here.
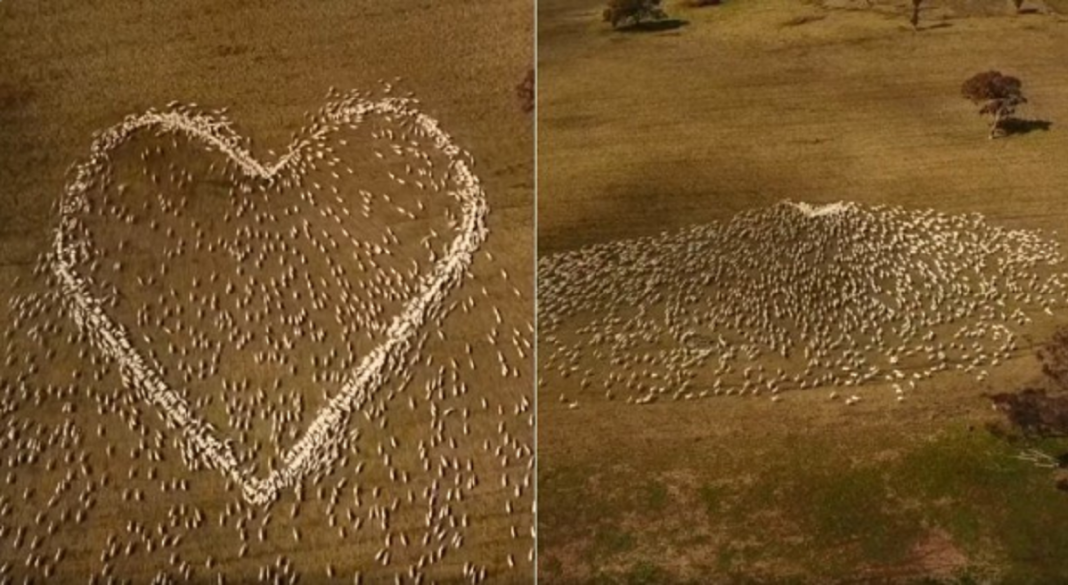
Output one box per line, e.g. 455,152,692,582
538,0,1068,254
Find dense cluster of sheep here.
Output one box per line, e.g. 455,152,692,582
540,201,1067,406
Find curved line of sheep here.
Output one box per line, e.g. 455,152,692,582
50,93,488,506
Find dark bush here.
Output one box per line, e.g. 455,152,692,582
987,388,1068,437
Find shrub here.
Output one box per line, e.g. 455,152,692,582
987,389,1068,437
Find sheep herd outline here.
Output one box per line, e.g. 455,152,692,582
49,93,490,507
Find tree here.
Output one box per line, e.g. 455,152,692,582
961,71,1028,139
909,0,922,30
1013,0,1025,13
603,0,667,29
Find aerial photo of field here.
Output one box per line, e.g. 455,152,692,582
538,0,1068,583
0,0,533,582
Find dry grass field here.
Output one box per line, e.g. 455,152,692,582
0,1,533,583
538,0,1068,583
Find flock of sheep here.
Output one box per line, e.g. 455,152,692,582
0,88,533,582
540,201,1067,407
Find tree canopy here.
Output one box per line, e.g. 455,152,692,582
961,71,1028,139
603,0,667,29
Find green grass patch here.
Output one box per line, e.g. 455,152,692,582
715,545,738,573
698,482,725,515
644,479,669,512
542,555,563,577
706,434,921,575
625,560,668,585
593,525,637,559
894,428,1024,503
776,462,923,570
544,428,1068,582
891,427,1068,582
540,463,620,536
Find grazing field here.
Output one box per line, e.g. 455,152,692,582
0,1,533,583
537,0,1068,582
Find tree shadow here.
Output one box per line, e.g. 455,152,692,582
1000,118,1053,136
781,14,827,27
919,21,953,30
617,19,689,33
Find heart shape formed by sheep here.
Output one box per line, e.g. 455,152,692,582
51,94,487,505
